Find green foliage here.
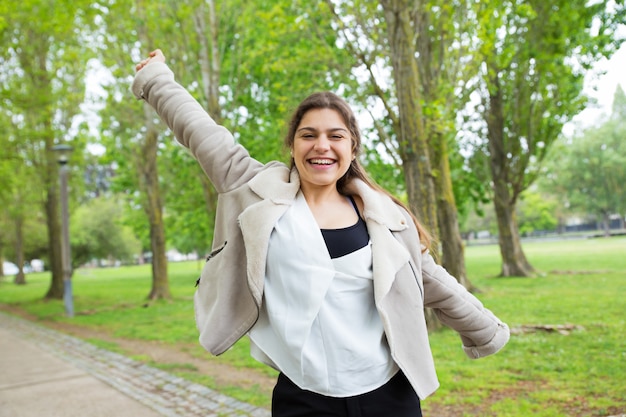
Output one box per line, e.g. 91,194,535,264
1,0,625,302
217,0,352,159
0,0,96,162
543,114,626,222
70,196,142,268
516,190,559,236
361,148,406,197
0,0,97,283
161,147,213,256
472,0,625,196
465,0,625,274
94,0,353,262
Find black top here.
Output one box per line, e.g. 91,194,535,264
320,197,369,259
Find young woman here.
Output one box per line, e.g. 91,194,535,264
134,49,510,417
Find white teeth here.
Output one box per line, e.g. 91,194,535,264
310,159,334,165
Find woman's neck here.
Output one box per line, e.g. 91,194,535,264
300,183,343,206
301,186,357,229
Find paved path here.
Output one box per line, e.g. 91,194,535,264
0,311,270,417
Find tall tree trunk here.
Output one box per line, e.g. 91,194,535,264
14,214,26,285
492,180,533,276
44,141,64,298
432,132,472,289
382,0,441,330
27,40,65,299
137,0,170,300
382,0,438,235
140,105,171,300
486,79,534,277
414,4,473,291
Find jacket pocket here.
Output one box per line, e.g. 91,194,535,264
195,241,227,287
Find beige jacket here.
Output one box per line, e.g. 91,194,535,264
132,62,510,399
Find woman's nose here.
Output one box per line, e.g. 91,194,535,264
314,135,331,151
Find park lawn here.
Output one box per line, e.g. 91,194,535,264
1,236,625,415
422,237,626,416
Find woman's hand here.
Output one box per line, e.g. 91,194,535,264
135,49,166,72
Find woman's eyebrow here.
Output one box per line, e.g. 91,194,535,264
328,128,349,133
296,127,348,133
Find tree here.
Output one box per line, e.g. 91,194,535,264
0,112,26,283
97,0,175,300
379,0,438,240
544,115,626,237
0,112,46,284
167,0,354,258
413,1,484,289
516,190,559,236
472,0,625,276
321,0,485,331
71,197,142,267
0,0,95,296
324,0,483,292
96,0,349,298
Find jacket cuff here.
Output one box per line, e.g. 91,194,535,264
131,62,173,100
462,322,510,359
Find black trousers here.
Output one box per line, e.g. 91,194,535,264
271,371,423,417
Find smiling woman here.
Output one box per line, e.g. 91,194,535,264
132,49,510,417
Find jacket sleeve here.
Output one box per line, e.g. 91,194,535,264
131,62,263,193
421,251,510,359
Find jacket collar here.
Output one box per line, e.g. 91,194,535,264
248,165,409,232
247,163,300,203
241,166,411,303
344,179,409,232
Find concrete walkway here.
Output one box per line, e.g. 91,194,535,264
0,312,270,417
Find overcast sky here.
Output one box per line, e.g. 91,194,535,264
572,40,626,127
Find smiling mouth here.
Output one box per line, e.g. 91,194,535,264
308,158,335,165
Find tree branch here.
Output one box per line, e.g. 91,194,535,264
322,0,398,129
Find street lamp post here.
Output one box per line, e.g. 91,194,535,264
52,144,74,318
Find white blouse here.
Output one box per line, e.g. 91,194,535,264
248,192,398,397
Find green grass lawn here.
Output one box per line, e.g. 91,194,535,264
1,236,625,416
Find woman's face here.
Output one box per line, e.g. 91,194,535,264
292,108,354,194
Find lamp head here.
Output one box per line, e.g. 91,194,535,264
52,144,74,165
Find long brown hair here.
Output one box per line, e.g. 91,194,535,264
284,92,431,250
